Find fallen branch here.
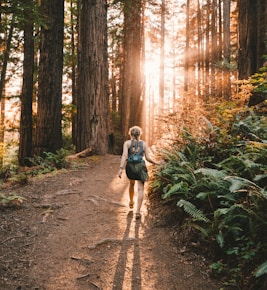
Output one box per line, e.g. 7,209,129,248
67,147,94,159
88,238,121,250
86,195,124,207
76,275,101,289
71,255,93,263
76,273,90,279
55,189,80,196
0,235,24,245
19,242,35,248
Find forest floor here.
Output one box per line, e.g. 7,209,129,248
0,154,228,290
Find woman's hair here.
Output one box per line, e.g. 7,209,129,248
129,126,142,139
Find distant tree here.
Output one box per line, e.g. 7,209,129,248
184,0,190,92
159,0,165,112
64,0,78,145
0,10,14,166
70,0,78,146
238,0,267,79
76,0,109,154
222,0,231,99
107,1,123,114
34,0,64,155
19,0,35,165
121,0,143,139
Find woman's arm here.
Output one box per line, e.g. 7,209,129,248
143,141,158,165
118,140,130,178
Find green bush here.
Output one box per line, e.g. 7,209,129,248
151,109,267,288
28,148,70,175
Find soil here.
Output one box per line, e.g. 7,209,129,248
0,154,225,290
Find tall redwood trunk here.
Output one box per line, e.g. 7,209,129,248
121,0,143,139
76,0,109,154
19,2,34,165
34,0,64,155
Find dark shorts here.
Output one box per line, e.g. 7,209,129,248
126,161,148,182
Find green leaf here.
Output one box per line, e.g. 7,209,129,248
177,199,210,223
215,232,225,248
162,181,188,199
254,261,267,278
195,168,226,179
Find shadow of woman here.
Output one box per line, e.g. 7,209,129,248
112,211,142,290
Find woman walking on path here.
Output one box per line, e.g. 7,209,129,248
118,126,158,219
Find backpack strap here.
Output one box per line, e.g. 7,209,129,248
128,140,144,156
128,140,144,162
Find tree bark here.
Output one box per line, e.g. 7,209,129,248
70,0,78,146
0,14,14,167
19,2,34,166
34,0,64,155
223,0,231,99
238,0,260,79
121,0,143,139
76,0,109,154
159,0,165,112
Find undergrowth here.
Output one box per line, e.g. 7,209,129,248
151,107,267,289
0,148,71,207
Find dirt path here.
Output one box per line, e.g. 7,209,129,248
0,155,223,290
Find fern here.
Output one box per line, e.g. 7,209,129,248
215,232,225,248
162,181,189,199
225,176,263,192
195,167,227,179
177,199,210,223
254,261,267,278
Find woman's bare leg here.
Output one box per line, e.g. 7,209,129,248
136,180,145,215
129,179,135,208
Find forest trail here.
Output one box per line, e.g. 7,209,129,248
0,154,222,290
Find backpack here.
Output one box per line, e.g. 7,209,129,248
126,140,148,181
127,140,144,163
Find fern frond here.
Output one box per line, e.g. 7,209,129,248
191,223,209,238
254,260,267,278
200,116,214,131
215,232,225,248
177,199,210,223
195,168,226,179
162,181,188,199
177,151,188,162
225,176,262,192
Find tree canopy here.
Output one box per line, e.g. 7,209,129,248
0,0,266,161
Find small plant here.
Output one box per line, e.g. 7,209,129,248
250,63,267,93
43,148,69,169
210,260,227,276
29,148,70,175
0,193,26,207
11,173,28,185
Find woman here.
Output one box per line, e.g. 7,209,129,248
118,126,158,219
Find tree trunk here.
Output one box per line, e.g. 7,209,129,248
34,0,64,155
223,0,231,99
159,0,165,112
19,2,34,166
238,0,258,79
76,0,109,154
0,14,14,167
70,0,78,146
205,0,211,98
121,0,143,139
184,0,190,92
257,0,267,67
